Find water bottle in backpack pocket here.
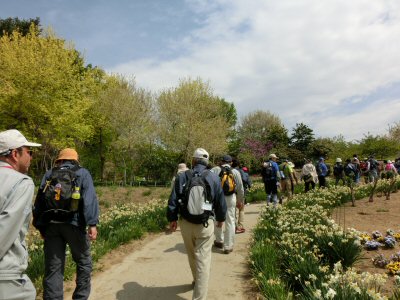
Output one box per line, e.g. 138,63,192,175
41,165,80,221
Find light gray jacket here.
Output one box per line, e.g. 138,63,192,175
0,161,34,280
211,164,245,203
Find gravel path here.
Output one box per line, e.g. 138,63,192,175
78,203,264,300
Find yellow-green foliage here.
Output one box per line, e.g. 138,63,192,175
0,25,99,150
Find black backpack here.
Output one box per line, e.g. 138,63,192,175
180,170,213,226
344,163,356,177
219,166,236,195
333,164,343,176
41,165,80,220
262,162,274,180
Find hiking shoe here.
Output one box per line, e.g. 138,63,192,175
223,249,233,254
235,228,245,234
214,241,223,249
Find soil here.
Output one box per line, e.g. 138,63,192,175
58,189,400,299
332,191,400,297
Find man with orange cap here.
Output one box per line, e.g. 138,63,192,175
33,148,99,300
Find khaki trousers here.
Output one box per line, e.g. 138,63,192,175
214,193,236,250
235,205,245,228
179,218,214,300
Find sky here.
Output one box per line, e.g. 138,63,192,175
2,0,400,141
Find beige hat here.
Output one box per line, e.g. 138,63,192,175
336,158,342,163
56,148,79,162
177,163,189,173
269,153,278,159
0,129,41,155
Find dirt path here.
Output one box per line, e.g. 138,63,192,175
65,203,263,300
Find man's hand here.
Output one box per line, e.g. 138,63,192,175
169,221,178,232
216,221,224,228
88,226,97,241
236,201,244,209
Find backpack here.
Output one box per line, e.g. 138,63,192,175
326,164,331,176
344,163,356,177
181,170,212,226
41,165,80,221
360,161,368,172
369,159,378,170
262,162,274,180
333,164,343,176
219,166,236,195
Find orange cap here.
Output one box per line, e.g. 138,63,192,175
55,148,79,162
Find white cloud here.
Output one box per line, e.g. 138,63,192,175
109,0,400,140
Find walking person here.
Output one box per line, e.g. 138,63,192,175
316,157,328,188
279,158,298,202
232,160,252,234
167,148,226,300
33,148,99,300
301,159,318,192
261,154,281,206
0,129,41,300
211,155,244,253
333,158,345,186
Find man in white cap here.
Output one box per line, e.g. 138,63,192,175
167,148,226,300
0,129,41,300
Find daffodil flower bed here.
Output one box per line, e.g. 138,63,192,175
249,182,399,299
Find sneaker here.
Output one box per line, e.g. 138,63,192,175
223,249,233,254
235,228,245,234
214,241,223,249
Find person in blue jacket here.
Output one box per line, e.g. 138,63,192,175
167,148,226,300
261,153,281,207
33,148,99,300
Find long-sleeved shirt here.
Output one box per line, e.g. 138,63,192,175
167,163,227,223
33,161,99,230
211,164,245,203
0,161,34,279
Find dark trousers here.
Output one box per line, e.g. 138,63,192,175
318,175,326,188
305,181,315,192
43,223,92,300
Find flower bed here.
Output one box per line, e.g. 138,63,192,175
250,179,400,299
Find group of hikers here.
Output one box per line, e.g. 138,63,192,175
3,126,400,300
300,154,400,191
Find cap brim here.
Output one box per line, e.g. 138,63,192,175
24,142,41,147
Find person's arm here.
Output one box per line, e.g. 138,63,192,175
81,169,100,228
0,178,34,259
233,169,244,204
167,173,185,231
212,176,227,225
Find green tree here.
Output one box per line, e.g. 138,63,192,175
290,123,315,157
0,17,41,37
0,26,100,172
358,134,400,159
91,75,156,182
157,78,231,163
